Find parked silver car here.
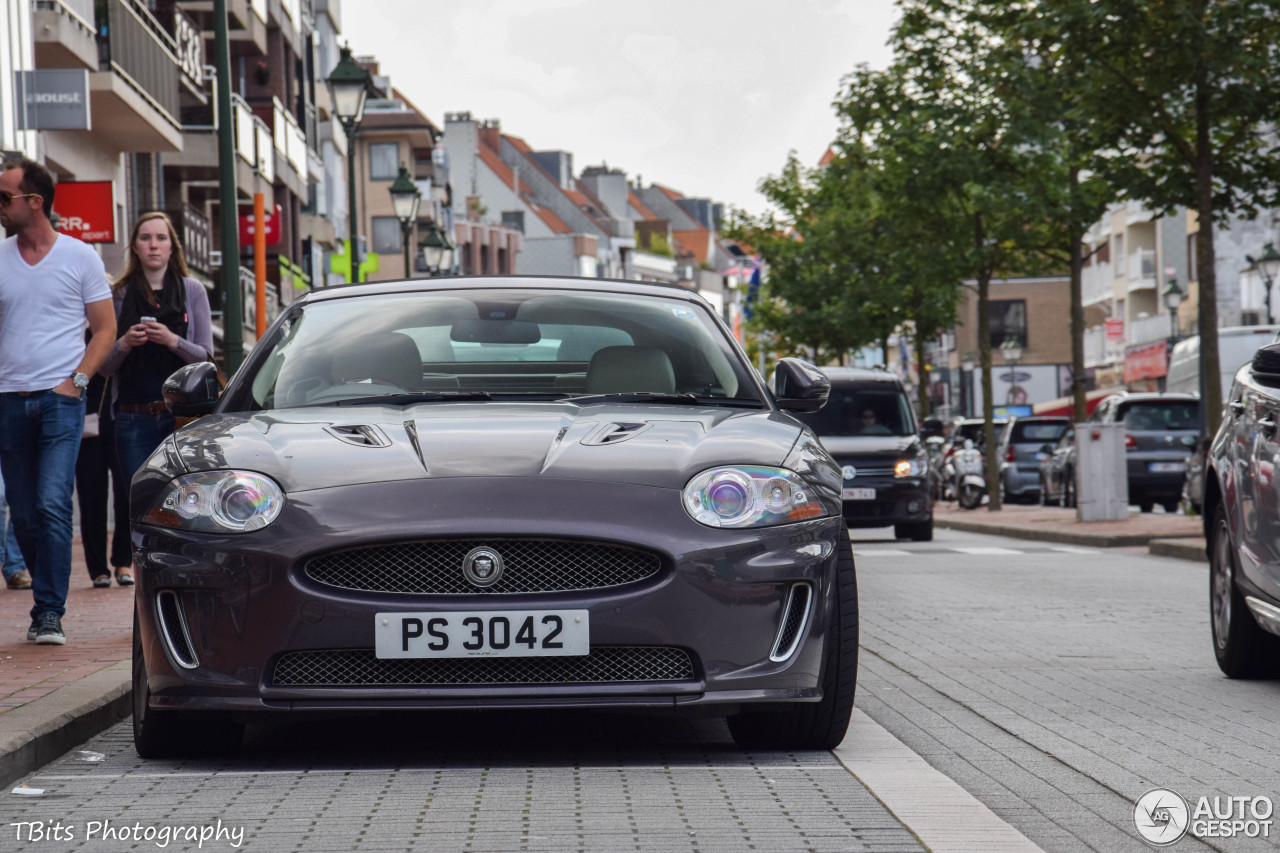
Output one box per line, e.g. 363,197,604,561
997,416,1071,503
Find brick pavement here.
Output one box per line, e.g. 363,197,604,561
934,502,1207,554
0,537,134,712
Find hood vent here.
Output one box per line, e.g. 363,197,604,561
325,424,392,448
581,422,652,446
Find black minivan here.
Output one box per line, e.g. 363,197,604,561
793,367,933,541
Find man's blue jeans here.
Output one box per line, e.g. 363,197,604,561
115,409,176,484
1,485,28,581
0,390,84,619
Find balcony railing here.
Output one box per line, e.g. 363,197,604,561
1084,326,1110,366
1130,312,1176,347
98,0,181,128
1128,248,1156,286
233,93,274,182
175,203,211,273
272,97,307,184
1083,260,1112,306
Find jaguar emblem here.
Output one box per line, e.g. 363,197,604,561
462,546,504,588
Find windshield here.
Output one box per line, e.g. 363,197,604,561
226,288,763,411
795,387,916,437
1119,400,1199,431
1008,421,1069,444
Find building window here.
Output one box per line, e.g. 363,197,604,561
990,299,1027,350
369,143,399,181
1113,234,1124,274
1096,240,1110,264
371,216,402,254
501,211,525,232
1187,232,1198,279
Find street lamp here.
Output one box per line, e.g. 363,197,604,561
326,44,373,282
420,222,455,276
1162,275,1185,341
960,351,975,416
388,164,421,279
1246,242,1280,324
999,336,1023,406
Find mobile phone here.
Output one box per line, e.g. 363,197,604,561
140,316,156,324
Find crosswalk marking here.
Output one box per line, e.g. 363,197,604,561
852,545,1103,557
951,546,1023,555
855,549,912,556
1048,546,1101,554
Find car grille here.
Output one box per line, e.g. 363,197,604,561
270,647,696,687
304,539,663,595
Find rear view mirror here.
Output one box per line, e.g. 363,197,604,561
1252,343,1280,387
772,358,831,413
162,362,221,417
450,318,541,345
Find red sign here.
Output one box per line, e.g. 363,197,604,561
1124,340,1169,383
238,204,282,246
53,181,115,243
1105,317,1125,342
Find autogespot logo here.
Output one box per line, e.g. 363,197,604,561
1135,788,1190,846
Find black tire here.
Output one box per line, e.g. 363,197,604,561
957,484,983,510
1064,470,1076,508
1209,505,1280,678
1162,500,1180,514
133,605,243,759
908,519,933,542
1138,499,1154,513
1038,476,1049,507
728,529,858,750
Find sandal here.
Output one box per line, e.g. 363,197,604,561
92,575,111,588
114,567,135,587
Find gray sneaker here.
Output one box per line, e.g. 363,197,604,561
25,618,38,641
33,613,65,645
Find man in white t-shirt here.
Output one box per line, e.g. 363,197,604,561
0,158,116,646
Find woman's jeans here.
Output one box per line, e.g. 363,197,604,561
115,409,177,486
0,390,84,619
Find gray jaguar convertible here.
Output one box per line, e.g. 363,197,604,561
130,276,856,757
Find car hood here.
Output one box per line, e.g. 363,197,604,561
170,403,804,492
815,435,921,458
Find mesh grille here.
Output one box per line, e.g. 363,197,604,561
771,583,811,661
157,591,198,668
271,647,695,687
304,539,662,595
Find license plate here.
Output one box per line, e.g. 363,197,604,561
375,610,589,659
1149,461,1186,473
842,487,876,500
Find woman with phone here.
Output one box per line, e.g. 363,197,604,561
97,212,213,585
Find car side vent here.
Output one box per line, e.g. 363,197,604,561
581,422,651,446
770,583,813,662
156,590,199,670
325,424,392,448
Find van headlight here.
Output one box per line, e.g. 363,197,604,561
683,466,827,528
144,470,285,533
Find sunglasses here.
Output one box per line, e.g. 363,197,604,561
0,191,39,206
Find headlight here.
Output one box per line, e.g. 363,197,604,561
895,454,927,478
683,466,827,528
144,470,285,533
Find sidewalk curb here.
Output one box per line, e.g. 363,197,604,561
1149,537,1207,562
935,516,1201,548
0,660,130,789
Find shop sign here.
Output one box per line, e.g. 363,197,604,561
239,204,282,246
15,70,90,130
1105,317,1125,342
1124,340,1169,382
53,182,115,243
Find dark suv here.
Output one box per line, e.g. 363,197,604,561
793,367,933,541
1088,392,1200,512
1203,343,1280,677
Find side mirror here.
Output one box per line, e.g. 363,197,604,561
163,362,221,417
1252,343,1280,387
772,358,831,413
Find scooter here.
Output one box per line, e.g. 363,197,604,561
952,439,987,510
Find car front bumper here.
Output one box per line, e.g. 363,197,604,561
134,477,846,720
839,476,931,527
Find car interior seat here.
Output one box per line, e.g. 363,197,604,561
330,331,423,391
585,346,676,394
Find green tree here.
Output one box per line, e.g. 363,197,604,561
1040,0,1280,436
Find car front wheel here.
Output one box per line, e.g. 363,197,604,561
1210,505,1279,678
133,605,243,759
728,529,858,750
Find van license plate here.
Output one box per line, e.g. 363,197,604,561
842,488,876,500
1149,462,1186,473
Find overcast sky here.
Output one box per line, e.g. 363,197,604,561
342,0,900,215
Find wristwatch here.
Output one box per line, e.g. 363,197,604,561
71,372,89,390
